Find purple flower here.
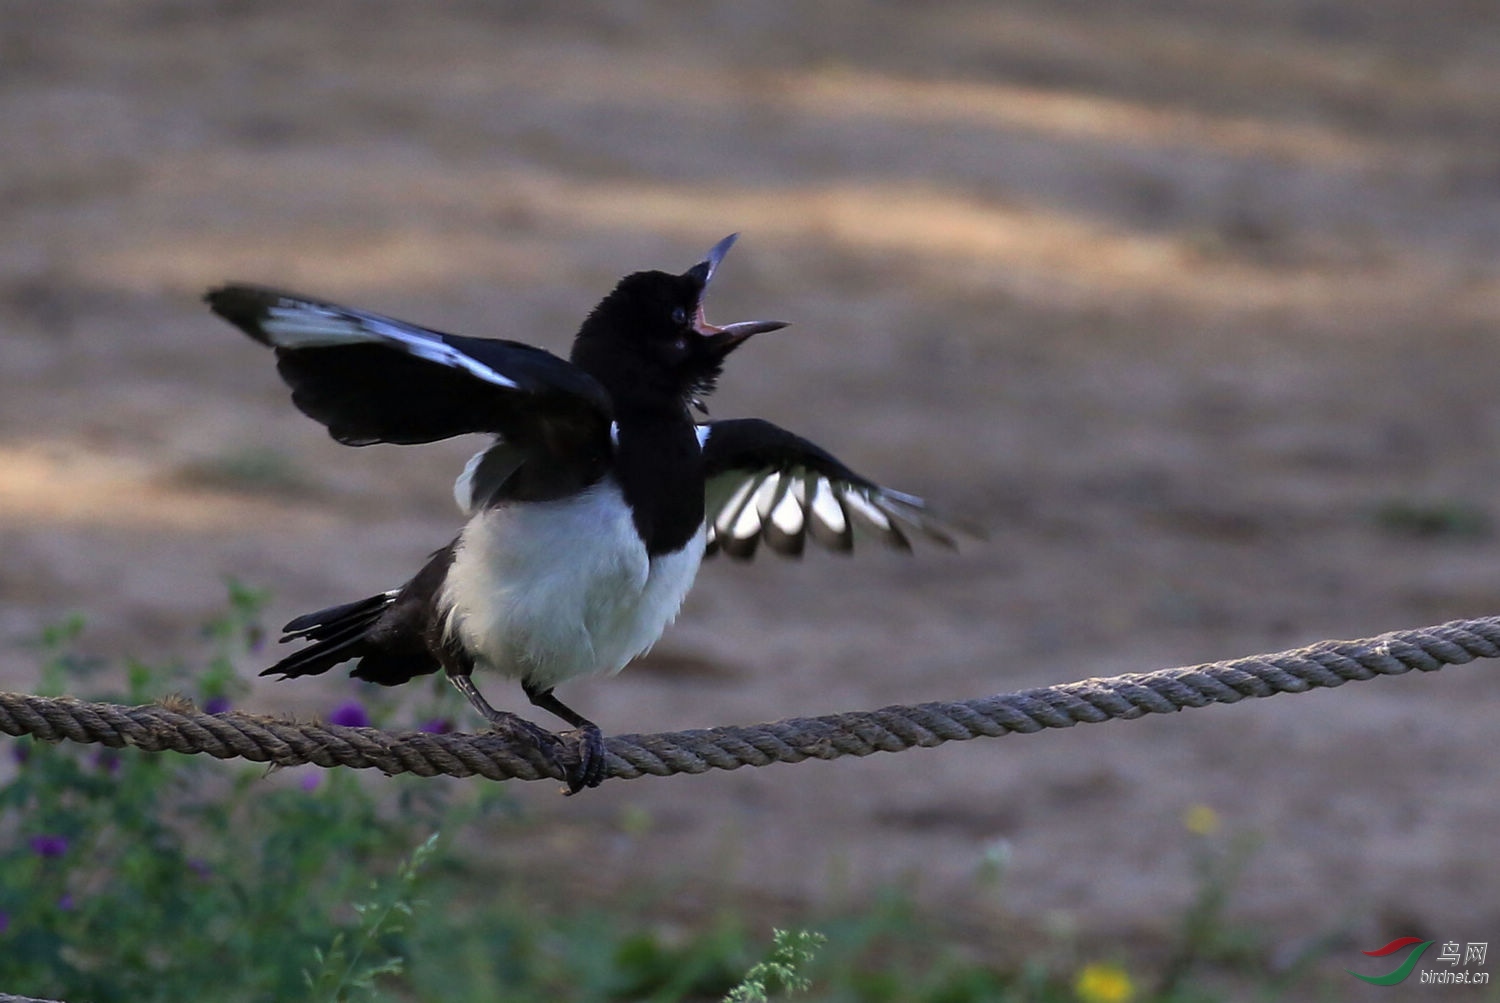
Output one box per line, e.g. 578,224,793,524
57,894,74,912
93,749,121,775
0,910,9,934
187,858,213,880
327,701,370,728
203,695,232,715
28,835,69,859
418,717,454,734
10,742,29,766
300,772,321,792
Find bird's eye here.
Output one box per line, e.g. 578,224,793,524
671,306,688,325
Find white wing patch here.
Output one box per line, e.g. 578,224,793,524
839,490,892,534
809,478,846,535
770,481,805,537
453,449,488,515
452,443,526,515
262,300,521,391
703,465,958,559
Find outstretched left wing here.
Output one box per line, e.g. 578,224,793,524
206,284,612,450
699,418,972,560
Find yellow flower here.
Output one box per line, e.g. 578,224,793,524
1075,962,1135,1003
1182,803,1221,836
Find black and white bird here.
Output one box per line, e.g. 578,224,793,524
207,235,968,792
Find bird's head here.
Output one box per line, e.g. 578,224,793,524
571,234,787,413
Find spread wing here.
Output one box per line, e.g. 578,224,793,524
206,285,612,453
699,418,972,560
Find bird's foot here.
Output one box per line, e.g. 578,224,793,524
556,722,608,795
483,712,567,769
481,713,605,794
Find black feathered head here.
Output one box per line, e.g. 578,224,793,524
571,234,786,413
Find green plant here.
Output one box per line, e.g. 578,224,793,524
0,586,491,1003
305,833,439,1002
723,928,825,1002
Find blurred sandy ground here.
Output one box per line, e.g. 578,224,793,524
3,0,1500,983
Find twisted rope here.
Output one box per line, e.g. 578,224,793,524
2,615,1496,788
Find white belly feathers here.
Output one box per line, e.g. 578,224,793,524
439,478,705,691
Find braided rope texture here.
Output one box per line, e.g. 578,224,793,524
2,615,1496,788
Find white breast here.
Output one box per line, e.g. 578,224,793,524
440,478,705,691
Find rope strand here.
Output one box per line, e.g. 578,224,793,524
3,615,1496,787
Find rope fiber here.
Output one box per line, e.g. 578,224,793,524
2,615,1496,789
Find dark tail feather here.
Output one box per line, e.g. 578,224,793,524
282,591,397,636
263,591,399,679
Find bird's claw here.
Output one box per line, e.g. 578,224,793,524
487,713,565,766
558,723,608,795
485,714,605,794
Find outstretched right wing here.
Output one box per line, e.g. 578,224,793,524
698,418,975,560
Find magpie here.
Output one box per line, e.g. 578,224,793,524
206,235,968,793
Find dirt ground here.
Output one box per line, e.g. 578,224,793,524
3,1,1499,991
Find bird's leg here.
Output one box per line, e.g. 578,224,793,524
523,681,608,794
445,671,573,778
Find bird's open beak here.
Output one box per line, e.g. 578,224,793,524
685,232,738,286
684,233,788,355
